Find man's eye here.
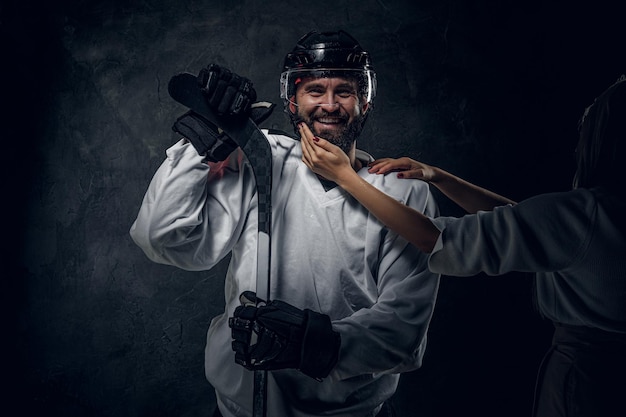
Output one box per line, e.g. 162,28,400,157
307,89,324,96
337,90,355,98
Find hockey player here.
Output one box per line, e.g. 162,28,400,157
130,30,440,417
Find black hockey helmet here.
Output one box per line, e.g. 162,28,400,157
280,30,377,107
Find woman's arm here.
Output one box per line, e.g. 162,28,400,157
368,158,516,213
299,124,440,253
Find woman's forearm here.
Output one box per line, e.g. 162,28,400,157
335,170,440,253
430,167,516,213
369,157,516,213
298,124,445,252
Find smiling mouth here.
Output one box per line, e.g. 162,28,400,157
315,117,346,127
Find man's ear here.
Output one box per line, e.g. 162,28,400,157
362,102,370,115
288,96,297,115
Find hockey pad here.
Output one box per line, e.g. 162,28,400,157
229,291,340,380
172,111,238,162
197,64,257,119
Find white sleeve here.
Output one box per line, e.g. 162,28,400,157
331,184,441,379
129,139,257,271
428,191,595,276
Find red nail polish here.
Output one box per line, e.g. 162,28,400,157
313,137,320,142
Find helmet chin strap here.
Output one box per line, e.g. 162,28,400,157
286,108,305,136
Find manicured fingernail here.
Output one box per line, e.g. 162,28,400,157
313,136,320,142
397,173,404,178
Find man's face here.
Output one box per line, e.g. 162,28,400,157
289,77,369,154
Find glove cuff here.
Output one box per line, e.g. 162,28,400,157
250,101,275,126
299,310,340,380
172,111,238,162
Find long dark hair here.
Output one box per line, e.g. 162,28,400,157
573,75,626,190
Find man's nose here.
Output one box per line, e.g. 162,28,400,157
318,99,341,111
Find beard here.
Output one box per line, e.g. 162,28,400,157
299,108,365,154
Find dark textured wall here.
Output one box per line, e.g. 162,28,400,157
4,1,624,416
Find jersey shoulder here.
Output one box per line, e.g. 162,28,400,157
261,129,302,162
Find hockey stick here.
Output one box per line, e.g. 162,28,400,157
168,72,272,417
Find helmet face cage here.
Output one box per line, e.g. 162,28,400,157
280,68,377,107
280,31,377,113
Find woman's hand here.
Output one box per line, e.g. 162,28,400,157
299,123,354,184
368,157,438,182
300,123,441,252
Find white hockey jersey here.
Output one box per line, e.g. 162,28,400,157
130,131,440,417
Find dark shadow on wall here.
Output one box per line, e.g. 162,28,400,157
4,0,624,416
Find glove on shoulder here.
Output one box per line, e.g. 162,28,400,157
172,111,237,162
198,64,257,119
172,63,275,161
171,101,275,162
229,291,341,380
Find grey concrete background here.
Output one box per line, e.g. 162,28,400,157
3,0,624,416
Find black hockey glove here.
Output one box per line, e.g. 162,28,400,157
198,63,257,119
171,64,274,161
228,291,341,380
172,101,275,162
172,111,236,162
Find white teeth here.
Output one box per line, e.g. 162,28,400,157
317,118,341,124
